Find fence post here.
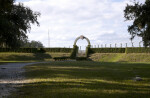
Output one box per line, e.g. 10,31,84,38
126,43,127,47
139,42,141,47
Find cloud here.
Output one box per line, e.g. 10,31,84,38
17,0,143,48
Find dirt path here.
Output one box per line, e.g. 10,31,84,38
0,62,45,97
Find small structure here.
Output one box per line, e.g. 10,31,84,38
70,35,91,59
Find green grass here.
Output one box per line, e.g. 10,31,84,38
10,61,150,98
0,52,70,62
90,53,150,62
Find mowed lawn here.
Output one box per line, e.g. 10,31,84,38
11,61,150,98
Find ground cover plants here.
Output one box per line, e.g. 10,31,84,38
10,61,150,98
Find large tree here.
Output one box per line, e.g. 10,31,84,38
0,0,40,48
124,0,150,47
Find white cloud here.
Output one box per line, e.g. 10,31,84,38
17,0,143,48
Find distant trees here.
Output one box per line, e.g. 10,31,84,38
20,40,44,48
0,0,40,48
124,0,150,47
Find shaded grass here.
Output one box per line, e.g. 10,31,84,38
0,52,70,62
10,61,150,98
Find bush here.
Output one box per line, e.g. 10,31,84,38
76,57,87,61
40,48,72,53
70,45,78,59
0,48,73,53
126,47,150,53
89,48,125,53
53,57,70,61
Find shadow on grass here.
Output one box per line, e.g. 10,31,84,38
11,79,150,98
0,53,52,62
9,61,150,97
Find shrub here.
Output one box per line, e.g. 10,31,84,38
53,57,70,61
126,47,150,53
0,48,73,53
76,57,87,61
89,48,125,53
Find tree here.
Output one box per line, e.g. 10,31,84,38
21,40,44,48
124,0,150,47
0,0,40,48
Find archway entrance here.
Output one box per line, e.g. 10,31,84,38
74,35,91,57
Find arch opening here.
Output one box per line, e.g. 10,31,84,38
73,35,91,57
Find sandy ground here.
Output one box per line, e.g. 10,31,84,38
0,62,45,97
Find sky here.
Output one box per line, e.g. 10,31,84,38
16,0,145,49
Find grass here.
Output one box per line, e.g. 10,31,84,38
90,53,150,62
10,61,150,98
0,52,70,62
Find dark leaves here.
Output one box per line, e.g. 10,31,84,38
124,0,150,47
0,0,40,48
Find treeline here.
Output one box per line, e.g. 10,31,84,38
20,40,44,48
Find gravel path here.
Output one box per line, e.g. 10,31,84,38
0,62,45,97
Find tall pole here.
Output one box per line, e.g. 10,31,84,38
48,29,50,47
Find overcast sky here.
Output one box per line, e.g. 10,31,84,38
16,0,145,49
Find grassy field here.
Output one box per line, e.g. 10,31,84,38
10,61,150,98
0,52,70,62
90,53,150,62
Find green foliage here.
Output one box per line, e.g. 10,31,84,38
76,57,87,61
89,48,125,53
85,45,91,57
53,57,70,61
0,48,72,53
40,48,72,53
0,0,40,48
124,0,150,47
0,48,38,53
70,45,78,59
21,40,44,48
126,47,150,53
